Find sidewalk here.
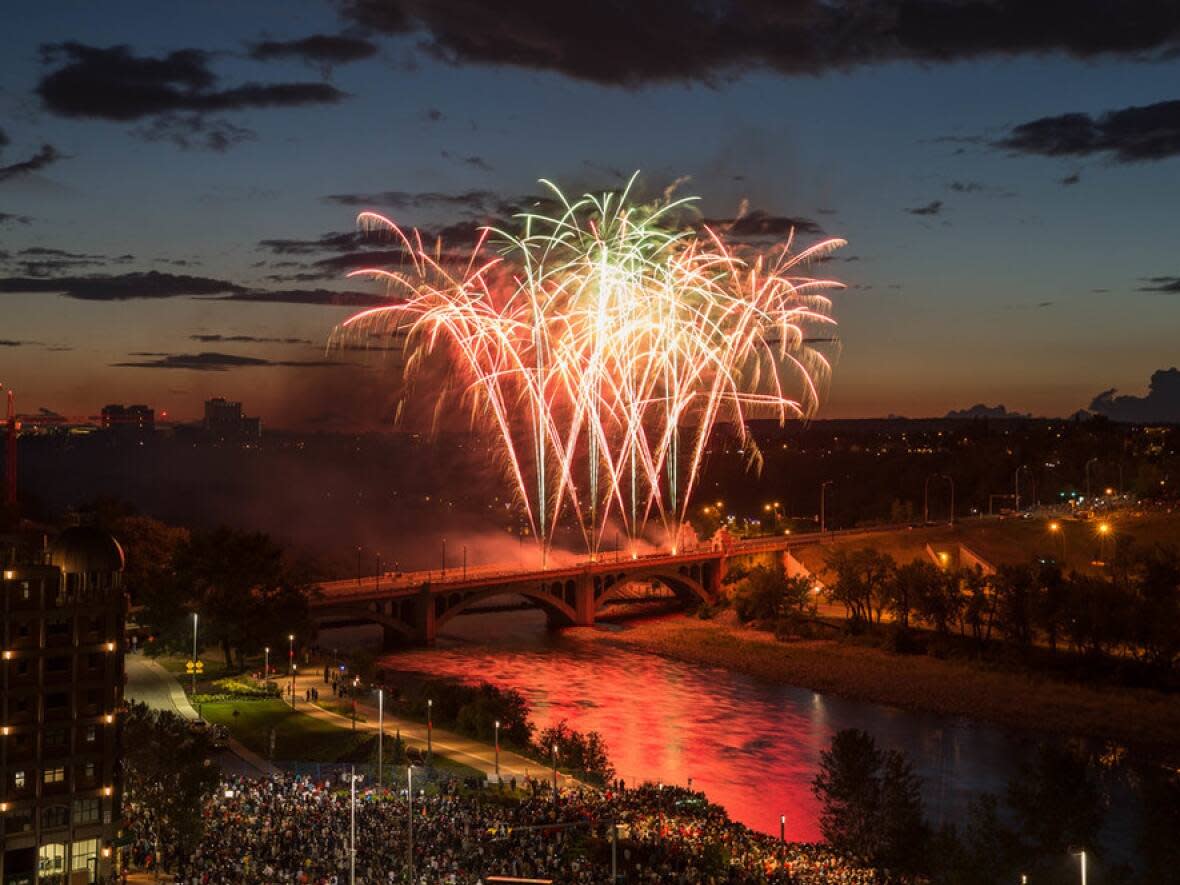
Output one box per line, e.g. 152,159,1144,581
124,653,277,776
289,670,562,784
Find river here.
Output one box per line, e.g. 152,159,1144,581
326,608,1137,854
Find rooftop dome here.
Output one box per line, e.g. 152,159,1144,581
49,526,125,574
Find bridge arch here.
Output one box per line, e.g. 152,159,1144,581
593,567,714,617
433,584,580,632
311,603,415,640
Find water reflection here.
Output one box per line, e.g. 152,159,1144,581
371,610,1024,841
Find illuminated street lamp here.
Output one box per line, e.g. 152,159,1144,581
190,613,199,696
426,699,433,763
494,719,501,780
1048,521,1066,559
351,676,359,730
263,646,270,681
1075,848,1087,885
1096,522,1112,562
377,688,384,788
820,481,833,533
551,743,559,809
288,634,296,707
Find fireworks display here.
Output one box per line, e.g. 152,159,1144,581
332,176,845,559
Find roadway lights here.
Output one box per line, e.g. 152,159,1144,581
1048,521,1060,532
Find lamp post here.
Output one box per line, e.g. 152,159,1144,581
1076,848,1087,885
1048,521,1066,560
351,676,359,730
349,765,357,885
820,481,833,533
462,544,467,580
375,552,382,592
190,612,198,696
377,688,384,788
1015,465,1036,512
494,719,500,780
407,765,415,883
263,646,269,682
441,538,447,577
551,743,559,809
779,814,786,843
288,634,295,707
1097,521,1111,563
355,544,362,585
426,699,433,763
1085,457,1098,500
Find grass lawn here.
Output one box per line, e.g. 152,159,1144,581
201,699,370,762
201,699,485,779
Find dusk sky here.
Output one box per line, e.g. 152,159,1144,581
3,1,1180,427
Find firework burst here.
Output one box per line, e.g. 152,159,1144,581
331,175,845,558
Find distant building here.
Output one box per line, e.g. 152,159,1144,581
99,405,154,439
1,527,126,884
202,398,261,441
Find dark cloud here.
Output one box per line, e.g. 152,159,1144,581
218,288,391,306
947,180,1015,197
37,42,346,122
996,99,1180,163
0,145,63,182
1060,171,1082,186
257,231,373,255
420,107,443,122
190,334,314,345
0,128,8,150
699,210,823,238
0,271,245,300
0,339,36,347
0,213,33,226
5,247,135,278
337,1,1180,85
1090,368,1180,423
248,33,378,68
111,351,342,371
945,403,1031,419
1138,276,1180,293
905,200,943,216
322,189,501,211
132,115,256,152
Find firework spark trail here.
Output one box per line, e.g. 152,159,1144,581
331,176,845,559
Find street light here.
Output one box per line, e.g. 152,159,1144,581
377,688,384,788
1096,521,1112,563
190,613,199,697
288,634,295,707
426,699,433,763
494,719,501,780
407,765,415,883
1084,457,1099,500
1015,465,1036,512
551,743,559,809
351,676,359,730
1075,848,1087,885
779,813,786,844
820,480,833,533
348,765,358,885
924,473,955,525
263,646,269,681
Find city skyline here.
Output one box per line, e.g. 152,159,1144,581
2,2,1180,426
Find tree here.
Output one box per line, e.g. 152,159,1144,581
535,719,615,783
812,728,927,871
732,565,814,623
172,527,312,669
1138,765,1180,880
961,565,996,644
991,564,1036,647
894,560,958,635
109,514,189,606
929,795,1022,885
825,547,896,627
1006,743,1103,859
122,703,220,868
1032,560,1068,653
1129,545,1180,674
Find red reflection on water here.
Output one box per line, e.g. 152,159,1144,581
381,611,830,840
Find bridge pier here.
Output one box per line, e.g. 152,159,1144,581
574,574,596,627
414,585,436,644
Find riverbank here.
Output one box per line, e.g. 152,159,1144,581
570,613,1180,749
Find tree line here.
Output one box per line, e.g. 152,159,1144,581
820,540,1180,684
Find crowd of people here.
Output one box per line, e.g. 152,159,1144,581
125,772,877,884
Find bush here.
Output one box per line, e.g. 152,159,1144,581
210,675,278,699
535,719,615,785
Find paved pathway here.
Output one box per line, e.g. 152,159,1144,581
290,670,564,785
124,653,277,776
